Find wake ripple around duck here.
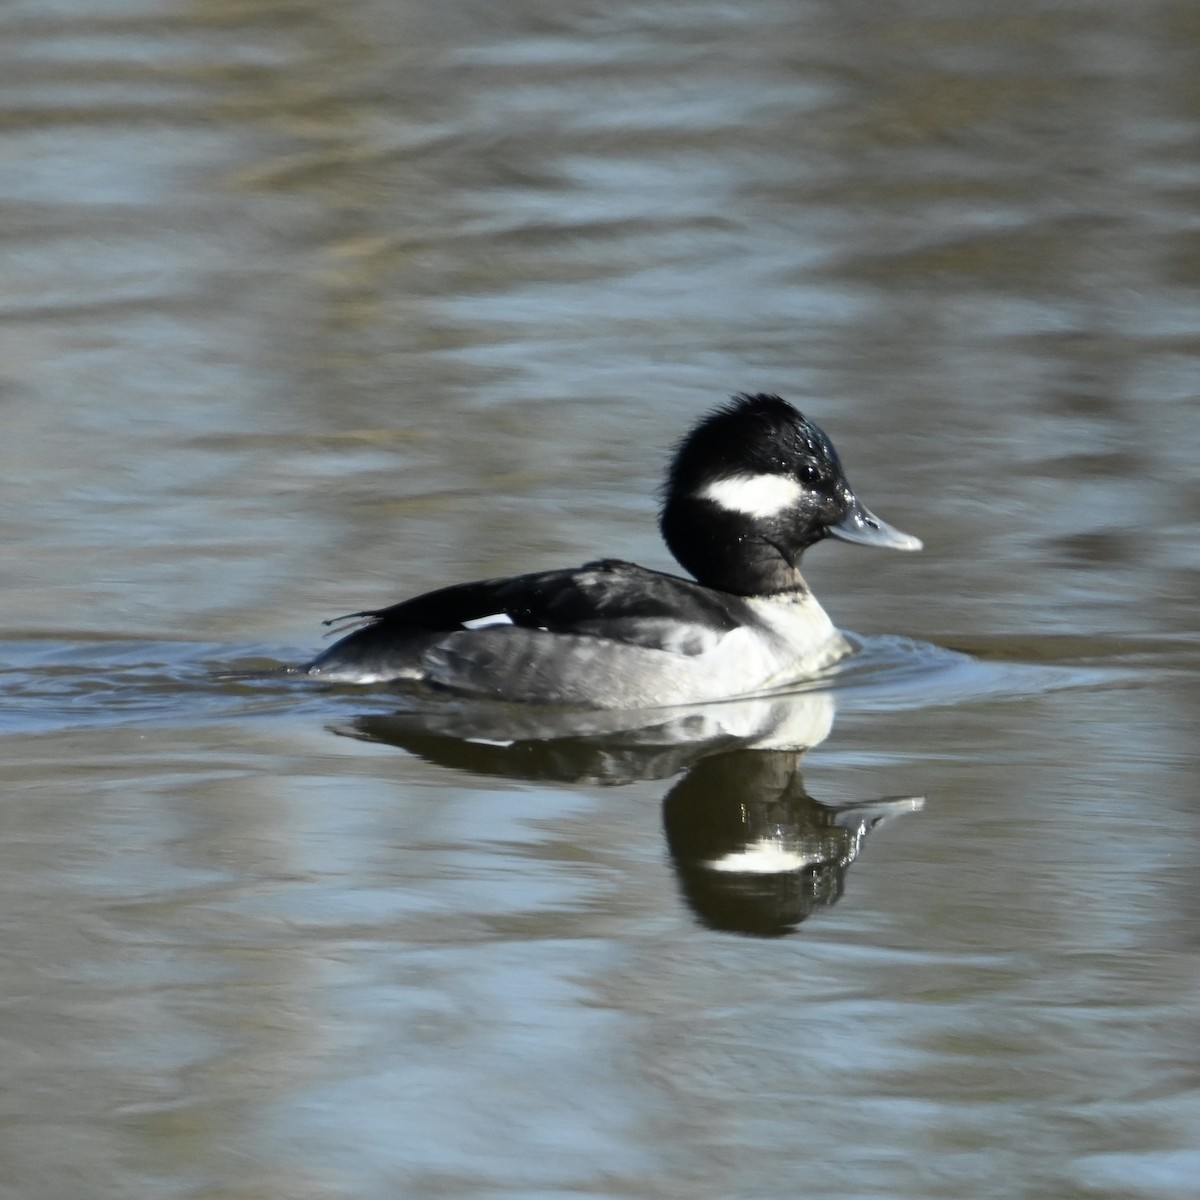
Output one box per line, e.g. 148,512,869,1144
0,627,1157,737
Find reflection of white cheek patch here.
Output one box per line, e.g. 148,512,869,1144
699,473,804,518
707,840,814,874
461,613,514,630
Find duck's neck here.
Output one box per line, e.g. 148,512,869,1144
660,500,813,597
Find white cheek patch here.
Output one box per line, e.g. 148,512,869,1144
461,613,515,630
699,473,804,518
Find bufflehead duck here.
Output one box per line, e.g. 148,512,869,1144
302,393,921,707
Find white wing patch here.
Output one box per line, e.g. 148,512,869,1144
461,613,515,630
699,473,804,517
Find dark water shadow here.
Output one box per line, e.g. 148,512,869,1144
340,689,921,937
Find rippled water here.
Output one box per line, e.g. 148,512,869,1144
3,1,1200,1197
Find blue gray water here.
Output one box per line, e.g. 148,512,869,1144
2,2,1199,1197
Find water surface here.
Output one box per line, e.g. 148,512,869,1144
2,1,1199,1197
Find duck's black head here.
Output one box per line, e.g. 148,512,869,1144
659,393,921,596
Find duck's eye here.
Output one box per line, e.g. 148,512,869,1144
797,464,821,484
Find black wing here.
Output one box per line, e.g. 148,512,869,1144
305,559,752,683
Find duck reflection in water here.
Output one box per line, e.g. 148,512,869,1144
338,688,921,938
661,748,920,937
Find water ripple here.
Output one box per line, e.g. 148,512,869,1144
0,627,1156,739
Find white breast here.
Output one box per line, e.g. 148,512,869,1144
738,592,848,681
670,592,848,702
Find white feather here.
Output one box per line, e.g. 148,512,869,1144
699,473,804,517
461,613,515,630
